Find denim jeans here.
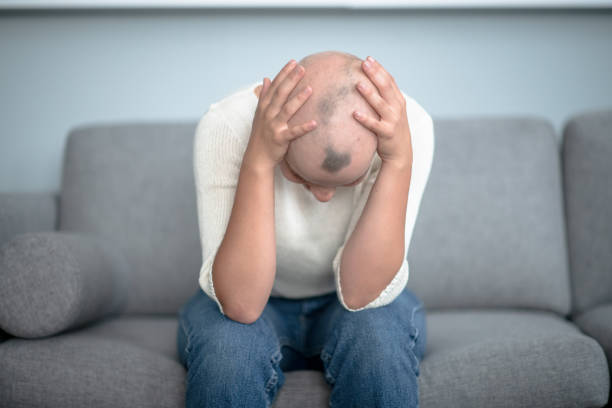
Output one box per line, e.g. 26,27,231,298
176,285,426,408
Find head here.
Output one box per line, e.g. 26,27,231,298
279,51,379,202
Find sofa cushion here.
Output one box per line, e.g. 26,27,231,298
0,311,607,408
0,231,129,338
59,122,202,315
574,303,612,373
419,309,610,408
562,109,612,316
407,117,571,315
0,319,186,408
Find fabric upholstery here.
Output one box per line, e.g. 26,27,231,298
574,303,612,389
407,117,571,316
1,115,609,406
59,122,202,315
0,311,608,408
0,192,58,249
0,231,129,338
419,309,609,408
562,109,612,316
0,322,186,408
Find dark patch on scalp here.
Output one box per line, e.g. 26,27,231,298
316,85,352,126
317,97,335,126
296,52,365,175
321,145,351,173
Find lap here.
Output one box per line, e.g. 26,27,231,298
311,285,426,368
176,286,427,374
177,288,284,370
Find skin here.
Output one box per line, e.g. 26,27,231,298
254,51,379,202
214,51,413,322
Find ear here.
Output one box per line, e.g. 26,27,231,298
254,84,263,98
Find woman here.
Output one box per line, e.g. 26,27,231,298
177,50,434,407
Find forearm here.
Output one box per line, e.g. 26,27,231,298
212,152,276,323
339,159,412,309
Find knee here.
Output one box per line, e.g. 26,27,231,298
182,316,285,406
332,307,395,344
323,307,422,376
185,314,279,376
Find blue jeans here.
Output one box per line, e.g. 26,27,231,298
176,285,426,408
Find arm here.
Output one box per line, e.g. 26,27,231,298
209,60,318,324
339,160,412,309
211,154,277,324
339,56,417,309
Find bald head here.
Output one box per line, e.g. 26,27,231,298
284,51,379,187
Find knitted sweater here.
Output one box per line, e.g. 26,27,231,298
194,81,435,315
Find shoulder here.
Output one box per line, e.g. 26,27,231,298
399,90,434,130
400,89,434,144
209,81,260,116
398,90,435,176
197,81,261,141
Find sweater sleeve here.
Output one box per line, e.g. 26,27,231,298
332,92,435,312
193,108,246,316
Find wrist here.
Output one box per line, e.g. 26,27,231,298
241,148,277,177
381,155,413,174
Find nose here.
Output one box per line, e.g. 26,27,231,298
308,185,336,202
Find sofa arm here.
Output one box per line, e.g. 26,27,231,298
0,231,129,338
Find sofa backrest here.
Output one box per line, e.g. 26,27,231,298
59,122,201,315
59,116,573,317
562,109,612,318
406,117,571,316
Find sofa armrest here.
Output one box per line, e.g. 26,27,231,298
0,192,59,249
562,109,612,316
0,231,129,338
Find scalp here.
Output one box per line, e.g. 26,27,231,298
285,51,378,182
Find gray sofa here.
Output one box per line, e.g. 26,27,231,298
0,109,611,408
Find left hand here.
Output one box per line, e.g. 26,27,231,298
353,56,413,169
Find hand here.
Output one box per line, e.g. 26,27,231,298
244,60,318,170
353,56,413,169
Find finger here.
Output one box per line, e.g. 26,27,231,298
287,119,317,140
258,77,271,101
264,60,297,105
352,110,386,135
355,80,392,119
267,64,305,117
277,85,313,123
361,56,401,103
255,78,271,113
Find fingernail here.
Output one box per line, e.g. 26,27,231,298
363,60,371,69
354,111,362,118
367,56,375,63
357,82,365,91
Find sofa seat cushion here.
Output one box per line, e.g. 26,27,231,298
0,311,609,408
574,304,612,372
420,309,610,408
0,315,186,408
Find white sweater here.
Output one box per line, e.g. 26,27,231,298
194,81,435,315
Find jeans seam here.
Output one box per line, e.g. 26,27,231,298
178,308,193,369
264,347,284,408
320,328,339,386
409,302,422,348
407,300,424,376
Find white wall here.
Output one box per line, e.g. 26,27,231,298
1,8,611,192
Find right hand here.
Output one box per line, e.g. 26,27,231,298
244,60,318,170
